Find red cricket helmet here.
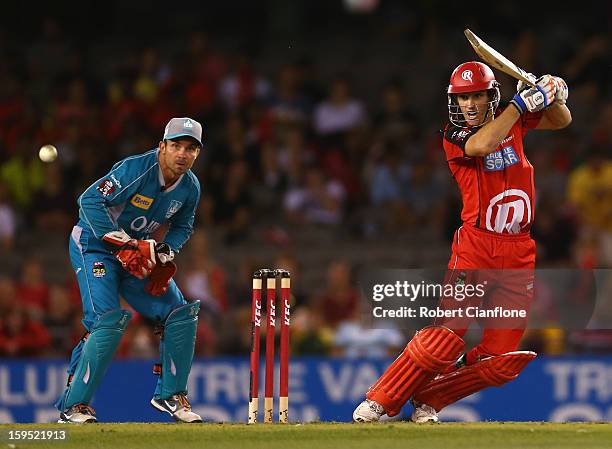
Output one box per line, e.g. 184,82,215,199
447,61,500,127
448,61,498,93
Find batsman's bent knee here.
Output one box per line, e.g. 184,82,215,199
414,350,537,411
366,326,464,417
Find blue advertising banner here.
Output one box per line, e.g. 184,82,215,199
0,356,610,423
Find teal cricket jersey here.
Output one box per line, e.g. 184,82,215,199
76,148,201,252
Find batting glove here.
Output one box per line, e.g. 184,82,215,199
552,76,568,104
516,72,538,92
511,75,556,114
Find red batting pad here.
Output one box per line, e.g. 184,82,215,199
366,326,464,417
414,350,537,411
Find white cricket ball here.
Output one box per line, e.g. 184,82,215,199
39,144,58,163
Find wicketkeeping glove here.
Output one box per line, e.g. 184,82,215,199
145,243,177,296
102,230,156,279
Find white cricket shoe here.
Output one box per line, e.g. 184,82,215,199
353,399,386,423
151,394,202,423
58,403,97,423
410,401,439,423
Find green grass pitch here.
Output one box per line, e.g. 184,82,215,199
1,422,611,449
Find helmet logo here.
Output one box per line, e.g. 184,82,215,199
461,70,473,83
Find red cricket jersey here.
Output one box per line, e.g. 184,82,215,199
443,108,543,235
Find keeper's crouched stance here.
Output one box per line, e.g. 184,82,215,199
56,117,205,423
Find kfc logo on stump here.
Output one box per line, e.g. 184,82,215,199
486,189,532,234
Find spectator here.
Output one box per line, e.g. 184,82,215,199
206,114,259,197
119,316,157,359
31,162,75,233
252,141,291,233
334,319,404,358
44,284,77,356
277,124,313,187
0,144,45,209
183,32,227,117
313,75,367,136
16,258,50,319
0,305,51,357
0,276,16,317
368,146,412,231
178,230,228,313
133,48,170,105
0,182,17,250
312,260,360,329
210,160,252,244
373,79,419,146
268,63,312,125
218,51,271,111
291,305,333,355
284,166,346,226
567,146,612,266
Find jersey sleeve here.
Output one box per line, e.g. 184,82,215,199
443,124,477,161
163,175,201,253
521,111,544,132
78,157,156,238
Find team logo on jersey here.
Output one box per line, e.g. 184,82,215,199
92,261,106,278
131,194,154,210
97,179,115,197
461,70,473,83
165,200,183,219
451,129,470,143
484,146,520,172
486,189,532,234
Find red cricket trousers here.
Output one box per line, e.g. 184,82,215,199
438,225,536,364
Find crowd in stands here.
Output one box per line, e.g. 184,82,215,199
0,6,610,359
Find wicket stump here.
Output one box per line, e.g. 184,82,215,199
248,268,291,424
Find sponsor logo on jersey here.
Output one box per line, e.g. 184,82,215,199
143,221,161,234
485,189,532,234
130,216,161,234
92,261,106,278
96,179,115,197
165,200,183,219
484,146,520,172
131,194,154,210
110,174,122,189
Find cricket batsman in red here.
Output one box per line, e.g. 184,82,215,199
353,61,572,422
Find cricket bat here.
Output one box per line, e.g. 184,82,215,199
464,28,536,87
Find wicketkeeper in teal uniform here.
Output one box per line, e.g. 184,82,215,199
55,118,204,423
